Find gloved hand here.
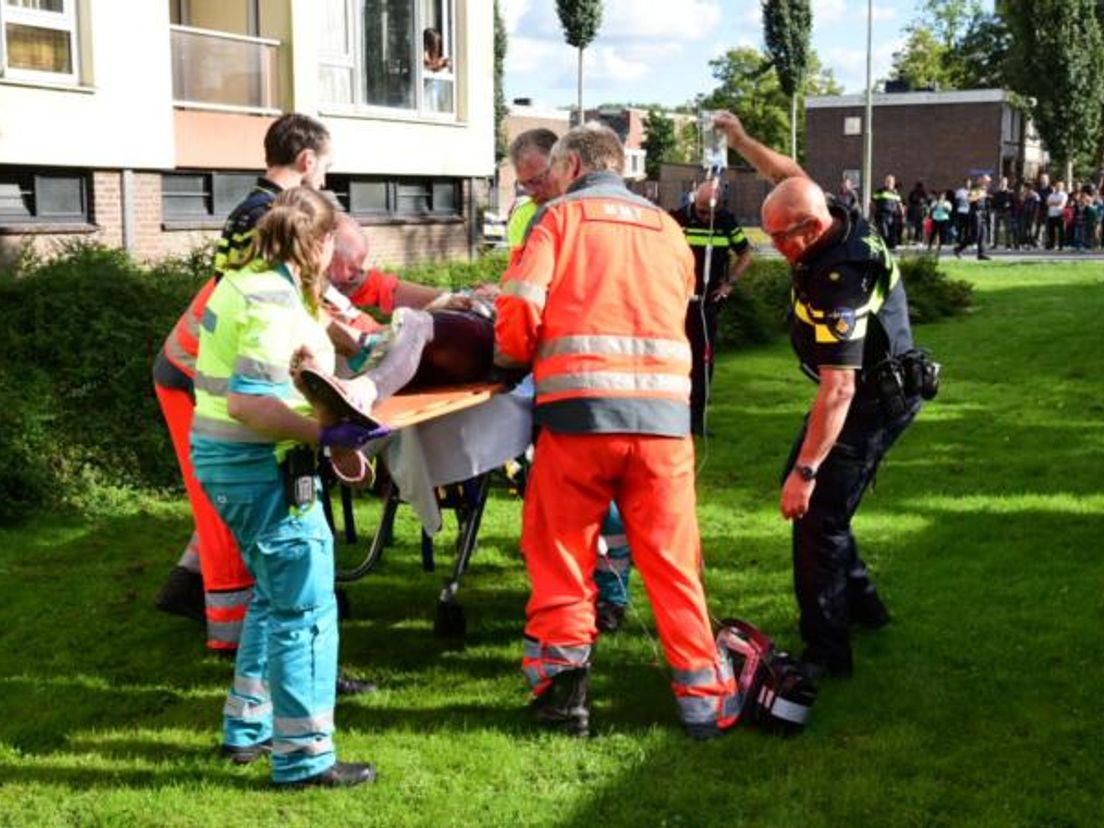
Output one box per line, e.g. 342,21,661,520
319,421,388,449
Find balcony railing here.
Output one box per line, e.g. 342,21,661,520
170,25,280,114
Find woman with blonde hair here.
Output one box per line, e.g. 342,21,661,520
190,186,378,788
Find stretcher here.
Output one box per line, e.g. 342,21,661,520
304,373,531,637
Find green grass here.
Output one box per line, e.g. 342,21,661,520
1,261,1102,827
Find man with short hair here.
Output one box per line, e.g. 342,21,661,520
715,110,925,679
871,174,903,249
506,128,561,249
495,123,741,738
954,174,992,260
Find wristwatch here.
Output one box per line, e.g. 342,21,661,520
794,464,818,482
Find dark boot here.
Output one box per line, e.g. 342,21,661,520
275,761,377,789
531,667,590,737
596,601,625,633
155,566,205,623
336,671,379,696
220,739,272,765
850,589,891,630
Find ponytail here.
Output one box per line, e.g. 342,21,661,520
250,187,337,314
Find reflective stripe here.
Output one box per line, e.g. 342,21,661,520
246,290,295,307
233,675,269,698
501,279,547,309
163,333,196,374
538,335,691,363
272,736,334,757
671,666,716,688
769,695,811,724
223,696,273,719
207,619,243,643
599,533,628,549
537,371,691,396
206,589,252,610
676,694,719,725
275,710,334,737
191,414,271,444
194,372,230,396
596,554,631,575
684,235,733,248
202,306,218,333
234,355,290,384
535,396,690,436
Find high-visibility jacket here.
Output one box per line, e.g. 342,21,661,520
191,262,334,480
495,170,695,436
161,277,218,380
506,196,537,250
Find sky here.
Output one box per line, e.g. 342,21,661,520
501,0,995,110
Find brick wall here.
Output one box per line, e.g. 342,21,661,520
806,102,1005,197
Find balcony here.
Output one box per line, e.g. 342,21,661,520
170,25,280,114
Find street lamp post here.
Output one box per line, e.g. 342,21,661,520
862,0,873,218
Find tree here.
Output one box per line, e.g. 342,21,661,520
762,0,812,159
889,27,951,90
641,108,677,180
1003,0,1104,180
493,0,508,162
889,2,1010,91
920,0,983,50
555,0,603,126
702,47,840,163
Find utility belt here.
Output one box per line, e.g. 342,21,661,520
280,445,320,511
863,349,941,418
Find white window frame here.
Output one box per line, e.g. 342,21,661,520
320,0,457,121
843,116,862,136
0,0,80,85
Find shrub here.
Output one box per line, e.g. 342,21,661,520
898,255,974,323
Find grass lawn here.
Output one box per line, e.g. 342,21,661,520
1,261,1102,827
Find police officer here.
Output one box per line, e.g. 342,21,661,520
670,178,753,436
954,174,992,260
717,111,925,678
871,174,904,250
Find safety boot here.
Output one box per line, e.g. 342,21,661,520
220,739,272,765
596,601,626,633
531,667,590,737
850,590,891,630
155,566,205,624
275,761,377,789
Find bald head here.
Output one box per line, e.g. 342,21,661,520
761,176,834,263
327,213,369,295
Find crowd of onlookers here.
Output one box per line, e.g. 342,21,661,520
840,172,1104,254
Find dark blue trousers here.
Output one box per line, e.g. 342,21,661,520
784,392,921,669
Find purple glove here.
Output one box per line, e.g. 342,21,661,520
319,421,389,448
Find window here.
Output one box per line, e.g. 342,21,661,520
162,172,258,222
0,166,87,223
319,0,456,116
328,174,461,217
0,0,79,84
843,116,862,136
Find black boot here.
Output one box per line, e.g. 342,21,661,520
220,739,272,765
596,601,626,633
531,667,590,737
275,761,377,789
850,589,891,630
155,566,205,624
336,671,379,696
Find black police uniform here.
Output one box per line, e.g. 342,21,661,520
785,196,921,675
955,187,990,259
872,187,903,249
670,201,751,435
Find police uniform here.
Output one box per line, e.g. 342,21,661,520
151,178,283,649
872,186,903,249
786,196,921,674
670,201,750,435
955,186,990,259
191,261,341,784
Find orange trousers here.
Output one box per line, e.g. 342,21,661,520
154,383,252,650
521,430,738,731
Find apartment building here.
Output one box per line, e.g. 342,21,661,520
0,0,495,267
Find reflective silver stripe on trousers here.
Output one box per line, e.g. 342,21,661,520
275,710,335,737
768,695,811,724
232,675,269,698
671,666,717,688
177,532,200,570
273,736,334,756
536,371,692,396
501,279,547,309
194,372,230,396
223,696,273,719
596,554,631,575
192,414,272,444
600,533,629,550
538,334,691,363
206,588,252,610
523,639,591,665
234,355,290,384
207,619,242,643
677,694,719,725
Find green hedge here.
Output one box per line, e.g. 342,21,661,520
0,242,970,524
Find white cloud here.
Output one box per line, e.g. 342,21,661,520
601,0,722,40
499,0,532,36
823,34,906,92
813,0,849,24
871,4,898,22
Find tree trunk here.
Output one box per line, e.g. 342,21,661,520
576,47,584,127
790,94,798,160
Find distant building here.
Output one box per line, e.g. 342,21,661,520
495,101,570,215
805,89,1047,196
0,0,495,267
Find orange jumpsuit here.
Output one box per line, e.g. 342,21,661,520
495,170,741,734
